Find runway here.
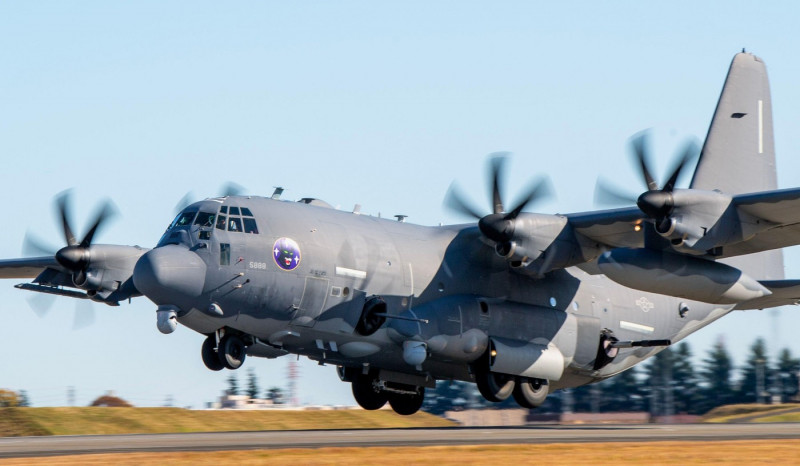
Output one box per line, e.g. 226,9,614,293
2,423,800,458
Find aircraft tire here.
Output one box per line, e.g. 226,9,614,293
512,378,549,409
475,370,515,402
201,335,224,371
388,388,425,415
218,334,246,370
351,375,387,410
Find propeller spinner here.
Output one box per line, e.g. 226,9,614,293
445,153,553,248
594,131,699,233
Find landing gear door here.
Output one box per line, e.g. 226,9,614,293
291,277,329,327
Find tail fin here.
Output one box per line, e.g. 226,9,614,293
691,52,783,280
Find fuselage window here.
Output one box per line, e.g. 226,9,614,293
228,217,242,232
220,243,230,266
243,218,258,234
173,210,197,228
229,207,241,216
194,212,216,227
216,215,227,230
241,207,253,217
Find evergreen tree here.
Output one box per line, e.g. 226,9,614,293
776,348,800,402
672,342,702,414
643,348,676,417
266,387,285,404
226,373,239,396
246,368,259,399
602,366,644,412
422,380,472,415
698,340,735,413
736,338,770,404
17,390,30,407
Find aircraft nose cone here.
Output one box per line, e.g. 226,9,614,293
133,245,206,305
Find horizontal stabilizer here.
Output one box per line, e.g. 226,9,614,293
734,279,800,310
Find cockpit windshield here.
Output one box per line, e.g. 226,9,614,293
171,210,197,228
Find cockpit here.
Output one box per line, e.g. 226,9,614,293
160,202,260,247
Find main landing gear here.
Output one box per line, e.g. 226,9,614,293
473,348,550,409
202,332,247,371
344,369,426,416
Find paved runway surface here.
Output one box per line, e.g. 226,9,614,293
2,424,800,458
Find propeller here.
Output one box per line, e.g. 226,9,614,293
594,131,699,232
52,191,116,286
444,153,554,244
173,182,247,214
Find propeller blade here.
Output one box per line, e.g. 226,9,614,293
630,132,659,191
662,139,700,192
56,191,78,247
174,191,195,214
22,232,57,257
72,298,95,330
488,153,510,214
594,178,639,206
80,200,116,248
505,176,554,219
444,183,483,219
27,293,56,318
220,182,245,197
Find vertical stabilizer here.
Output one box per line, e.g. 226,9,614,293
691,52,783,280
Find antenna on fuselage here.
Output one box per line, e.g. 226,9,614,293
271,187,284,199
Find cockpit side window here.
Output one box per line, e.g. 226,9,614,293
243,217,258,234
216,215,227,230
173,210,197,228
194,212,216,228
241,207,253,217
194,212,215,227
229,207,241,216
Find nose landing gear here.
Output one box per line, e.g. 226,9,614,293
201,331,247,371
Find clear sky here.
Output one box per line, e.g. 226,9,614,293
2,1,800,408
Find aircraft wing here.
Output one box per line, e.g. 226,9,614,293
566,188,800,259
734,280,800,310
0,257,61,279
566,206,645,249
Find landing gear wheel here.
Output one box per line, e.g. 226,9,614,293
351,375,387,410
388,388,425,415
201,335,224,371
475,370,515,402
512,378,549,409
218,334,246,370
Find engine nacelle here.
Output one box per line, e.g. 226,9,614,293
597,248,770,304
648,189,753,254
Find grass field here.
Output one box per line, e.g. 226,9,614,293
702,403,800,423
0,407,454,437
2,440,799,465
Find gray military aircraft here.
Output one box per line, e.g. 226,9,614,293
2,52,799,415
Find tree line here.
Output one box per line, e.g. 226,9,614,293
423,337,800,416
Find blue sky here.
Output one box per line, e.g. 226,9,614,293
2,2,800,408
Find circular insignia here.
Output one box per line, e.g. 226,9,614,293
273,237,301,271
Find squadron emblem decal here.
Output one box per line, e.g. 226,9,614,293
273,237,301,271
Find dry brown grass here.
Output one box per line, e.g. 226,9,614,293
702,403,796,423
2,440,799,465
0,407,453,437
